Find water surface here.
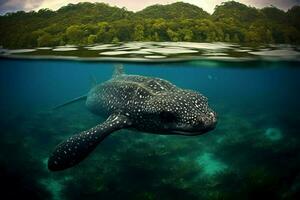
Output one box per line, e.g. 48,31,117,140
2,42,300,62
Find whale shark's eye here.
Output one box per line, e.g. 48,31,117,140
160,111,177,123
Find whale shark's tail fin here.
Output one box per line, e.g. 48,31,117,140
53,95,87,110
113,64,124,78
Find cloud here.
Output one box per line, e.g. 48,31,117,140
35,0,179,12
191,0,300,13
0,0,44,14
1,0,300,15
244,0,300,10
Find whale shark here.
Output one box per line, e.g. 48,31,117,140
48,65,217,171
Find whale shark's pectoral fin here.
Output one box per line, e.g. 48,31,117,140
48,114,130,171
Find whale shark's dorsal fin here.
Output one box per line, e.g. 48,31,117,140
53,95,87,110
90,74,97,87
48,113,131,171
113,64,124,78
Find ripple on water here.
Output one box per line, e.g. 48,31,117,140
249,49,300,57
2,42,300,62
52,47,78,51
8,49,36,53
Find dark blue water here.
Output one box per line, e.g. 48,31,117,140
0,58,300,200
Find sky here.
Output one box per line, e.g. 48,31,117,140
0,0,300,15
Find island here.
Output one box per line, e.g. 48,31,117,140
0,1,299,48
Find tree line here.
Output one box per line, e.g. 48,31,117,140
0,1,300,48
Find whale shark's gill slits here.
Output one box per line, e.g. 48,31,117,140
48,114,130,171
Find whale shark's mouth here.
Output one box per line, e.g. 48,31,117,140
170,130,207,136
170,124,216,136
170,130,201,135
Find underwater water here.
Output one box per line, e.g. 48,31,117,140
0,57,300,200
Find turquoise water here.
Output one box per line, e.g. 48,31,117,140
0,58,300,199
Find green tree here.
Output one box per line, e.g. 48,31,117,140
87,34,97,44
65,25,84,44
166,28,179,41
245,21,274,43
179,28,193,41
112,37,119,43
133,24,144,41
37,33,60,46
96,22,109,42
152,32,160,41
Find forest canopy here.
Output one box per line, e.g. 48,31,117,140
0,1,300,48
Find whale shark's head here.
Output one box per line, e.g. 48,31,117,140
136,90,217,135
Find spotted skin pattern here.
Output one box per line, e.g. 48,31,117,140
48,67,217,171
48,114,128,171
